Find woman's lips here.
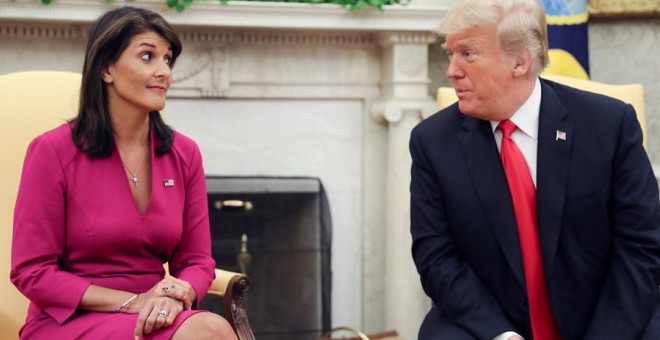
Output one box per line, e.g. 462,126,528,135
147,85,167,93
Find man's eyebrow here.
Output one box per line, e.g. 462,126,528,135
446,40,481,53
455,40,477,49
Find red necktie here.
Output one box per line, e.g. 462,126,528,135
498,119,560,340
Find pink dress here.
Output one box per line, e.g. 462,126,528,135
11,123,216,339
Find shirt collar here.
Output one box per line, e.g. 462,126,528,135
490,78,541,139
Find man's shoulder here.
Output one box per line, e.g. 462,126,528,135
540,77,628,110
540,78,637,146
414,103,466,135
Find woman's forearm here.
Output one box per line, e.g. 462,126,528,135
79,284,137,313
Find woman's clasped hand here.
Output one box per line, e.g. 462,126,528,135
125,277,198,338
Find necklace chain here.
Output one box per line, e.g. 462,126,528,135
121,152,147,187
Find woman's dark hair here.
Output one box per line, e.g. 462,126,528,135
72,6,182,157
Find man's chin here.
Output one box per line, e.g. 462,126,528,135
458,104,492,121
458,102,477,117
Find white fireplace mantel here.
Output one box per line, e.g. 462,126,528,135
2,0,445,31
0,1,449,338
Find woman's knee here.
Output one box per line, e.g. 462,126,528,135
173,312,237,340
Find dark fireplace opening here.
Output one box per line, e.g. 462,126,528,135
200,176,332,340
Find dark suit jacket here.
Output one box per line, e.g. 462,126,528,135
410,78,660,339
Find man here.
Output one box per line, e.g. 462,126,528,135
409,0,660,339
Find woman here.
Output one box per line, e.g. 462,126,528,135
10,7,237,340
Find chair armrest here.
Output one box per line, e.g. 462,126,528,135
209,269,255,340
209,269,242,296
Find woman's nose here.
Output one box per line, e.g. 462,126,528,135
155,60,171,78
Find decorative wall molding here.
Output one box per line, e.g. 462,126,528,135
179,30,375,46
1,0,448,31
371,98,436,123
377,31,438,46
0,23,86,39
169,47,230,98
0,22,375,47
396,46,427,78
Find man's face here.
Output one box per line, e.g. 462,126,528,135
444,25,517,121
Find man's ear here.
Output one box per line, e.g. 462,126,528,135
101,65,113,84
512,50,532,78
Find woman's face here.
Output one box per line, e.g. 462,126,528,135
102,31,173,116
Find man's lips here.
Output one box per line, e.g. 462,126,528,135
455,88,471,99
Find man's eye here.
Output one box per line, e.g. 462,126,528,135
141,53,151,62
463,50,479,61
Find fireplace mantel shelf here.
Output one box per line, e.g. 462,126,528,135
1,0,448,32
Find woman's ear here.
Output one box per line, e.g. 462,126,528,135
101,65,114,84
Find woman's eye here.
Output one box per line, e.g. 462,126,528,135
141,53,151,62
164,55,172,65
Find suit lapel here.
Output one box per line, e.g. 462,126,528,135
536,79,574,274
459,117,525,287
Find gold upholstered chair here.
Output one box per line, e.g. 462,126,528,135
436,74,647,147
0,70,254,340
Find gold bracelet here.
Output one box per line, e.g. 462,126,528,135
114,294,138,313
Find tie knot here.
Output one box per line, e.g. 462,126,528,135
498,119,516,138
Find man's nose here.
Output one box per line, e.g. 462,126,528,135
446,58,463,79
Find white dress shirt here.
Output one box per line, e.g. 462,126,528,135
491,77,541,188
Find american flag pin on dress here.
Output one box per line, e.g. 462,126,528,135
556,130,567,141
164,179,175,187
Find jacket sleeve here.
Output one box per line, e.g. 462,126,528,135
409,129,515,339
167,142,216,307
10,135,92,324
584,105,660,339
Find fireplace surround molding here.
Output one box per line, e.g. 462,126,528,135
0,1,449,338
1,0,445,31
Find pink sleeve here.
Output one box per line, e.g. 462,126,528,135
10,135,91,324
168,142,215,306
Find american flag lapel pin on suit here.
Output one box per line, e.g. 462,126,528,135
164,179,175,187
556,130,567,141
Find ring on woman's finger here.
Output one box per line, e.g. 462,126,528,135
157,309,169,317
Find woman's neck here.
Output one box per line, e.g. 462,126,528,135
113,115,150,151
